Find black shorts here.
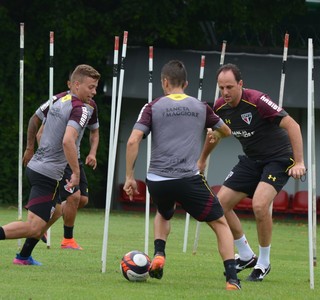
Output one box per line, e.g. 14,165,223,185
146,174,224,222
25,167,59,222
58,160,88,202
223,155,294,198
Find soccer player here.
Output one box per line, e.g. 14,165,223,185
199,63,306,281
23,87,99,250
124,60,241,290
0,64,100,265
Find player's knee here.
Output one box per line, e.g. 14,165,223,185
67,192,81,207
78,196,88,209
28,224,44,239
252,202,269,219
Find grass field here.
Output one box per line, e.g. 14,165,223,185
0,206,319,299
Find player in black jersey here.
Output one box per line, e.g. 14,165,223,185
199,63,306,282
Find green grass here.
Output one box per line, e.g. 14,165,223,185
0,207,319,299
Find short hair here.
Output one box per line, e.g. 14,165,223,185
161,60,187,88
71,64,101,83
216,63,242,82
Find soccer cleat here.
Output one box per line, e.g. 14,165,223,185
246,264,271,281
40,231,47,244
60,238,83,250
149,252,165,279
235,253,257,273
226,279,241,290
13,254,42,266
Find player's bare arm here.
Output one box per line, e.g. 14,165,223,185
279,115,306,179
85,128,99,170
22,114,42,166
63,125,80,188
124,129,144,200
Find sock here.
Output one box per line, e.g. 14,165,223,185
64,225,74,239
0,227,5,240
224,259,238,281
154,239,166,257
19,238,40,258
256,245,271,269
234,234,255,260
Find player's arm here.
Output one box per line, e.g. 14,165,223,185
22,113,42,166
36,123,44,145
63,126,80,188
124,129,144,200
85,128,99,170
279,115,306,179
198,122,231,173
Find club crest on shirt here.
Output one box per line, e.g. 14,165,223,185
241,112,252,125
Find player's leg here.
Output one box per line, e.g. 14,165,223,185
59,163,82,250
218,186,247,239
1,168,59,265
247,158,291,281
60,190,81,249
180,174,240,290
219,156,261,272
78,195,88,209
246,182,275,281
218,186,257,270
207,216,241,290
1,210,46,239
146,179,176,280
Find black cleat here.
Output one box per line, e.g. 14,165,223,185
246,264,271,281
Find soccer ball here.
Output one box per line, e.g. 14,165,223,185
120,250,151,282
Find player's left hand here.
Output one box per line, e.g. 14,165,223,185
288,162,306,179
85,154,97,170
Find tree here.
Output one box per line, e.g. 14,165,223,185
0,0,317,205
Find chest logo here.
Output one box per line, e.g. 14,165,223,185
241,112,252,125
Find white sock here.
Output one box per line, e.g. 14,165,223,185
234,235,255,260
256,245,271,269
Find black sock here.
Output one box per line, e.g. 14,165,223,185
224,259,237,281
154,239,166,257
0,227,5,240
64,225,74,239
19,238,40,258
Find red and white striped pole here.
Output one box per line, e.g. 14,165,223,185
102,31,128,273
214,40,227,102
183,55,206,253
101,36,119,263
145,46,153,255
192,41,227,254
278,33,289,108
46,31,54,248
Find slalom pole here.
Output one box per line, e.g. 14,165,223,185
193,41,227,255
268,33,290,216
102,31,128,273
46,31,54,249
278,33,289,108
214,40,227,102
307,38,314,289
101,36,119,262
310,42,317,269
17,22,24,250
183,55,205,253
144,46,153,255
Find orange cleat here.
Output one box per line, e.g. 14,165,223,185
60,238,83,250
